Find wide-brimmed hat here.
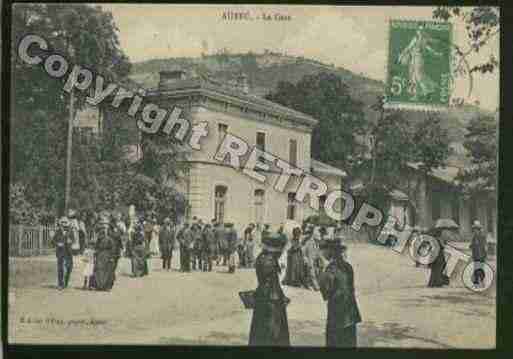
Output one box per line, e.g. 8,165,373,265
262,233,287,250
472,220,483,229
319,238,346,253
434,218,459,230
98,215,110,225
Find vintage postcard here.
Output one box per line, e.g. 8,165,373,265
7,4,499,349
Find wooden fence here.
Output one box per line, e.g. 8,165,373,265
9,225,56,257
9,225,98,257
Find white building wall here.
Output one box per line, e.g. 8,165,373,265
190,106,312,173
182,162,342,231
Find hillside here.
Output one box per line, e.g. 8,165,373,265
129,52,495,170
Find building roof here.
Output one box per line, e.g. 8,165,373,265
407,162,462,184
311,159,347,177
145,74,318,129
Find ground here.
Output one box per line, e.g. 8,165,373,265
8,242,495,348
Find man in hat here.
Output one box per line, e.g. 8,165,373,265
203,223,216,272
225,223,239,273
53,217,74,290
191,223,203,271
159,218,176,271
68,209,81,255
470,220,487,286
249,232,290,346
319,239,362,348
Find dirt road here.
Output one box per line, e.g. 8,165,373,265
8,243,495,348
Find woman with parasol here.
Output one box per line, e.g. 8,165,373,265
426,218,458,288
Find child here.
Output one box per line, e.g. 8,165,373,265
82,244,95,290
228,249,239,273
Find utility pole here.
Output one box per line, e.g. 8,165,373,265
64,88,74,215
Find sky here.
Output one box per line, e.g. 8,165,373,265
102,4,499,111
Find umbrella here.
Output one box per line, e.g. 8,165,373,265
434,218,459,230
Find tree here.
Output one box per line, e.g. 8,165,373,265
11,4,131,216
433,7,499,103
361,96,452,227
265,72,367,174
456,114,497,198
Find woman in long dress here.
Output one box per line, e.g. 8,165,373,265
249,234,290,346
94,218,117,291
282,227,308,288
427,229,450,287
131,223,149,277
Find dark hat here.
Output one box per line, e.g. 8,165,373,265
224,223,234,228
262,233,287,250
319,238,346,252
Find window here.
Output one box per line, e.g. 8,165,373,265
254,189,265,226
214,185,228,223
319,195,327,213
287,192,296,220
218,124,228,147
289,139,297,166
256,132,266,162
256,132,266,152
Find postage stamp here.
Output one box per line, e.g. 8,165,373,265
385,20,453,111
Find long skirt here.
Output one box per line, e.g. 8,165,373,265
282,249,307,287
94,250,115,290
249,300,290,346
428,251,449,287
326,324,357,348
131,246,148,277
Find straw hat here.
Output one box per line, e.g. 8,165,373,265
472,220,483,229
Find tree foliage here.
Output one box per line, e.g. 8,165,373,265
361,97,452,210
11,4,131,218
433,6,499,105
265,72,367,172
456,114,497,197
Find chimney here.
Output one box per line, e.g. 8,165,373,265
236,73,249,94
159,70,187,89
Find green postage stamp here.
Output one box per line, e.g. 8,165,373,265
385,20,452,111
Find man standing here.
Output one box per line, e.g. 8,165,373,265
318,239,362,348
245,223,256,268
68,209,81,255
203,224,216,272
159,218,175,271
53,217,74,290
225,223,238,273
176,223,189,272
470,220,487,286
180,223,192,272
218,223,229,266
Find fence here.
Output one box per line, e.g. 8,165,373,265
9,225,56,257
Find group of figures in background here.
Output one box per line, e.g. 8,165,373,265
49,206,489,347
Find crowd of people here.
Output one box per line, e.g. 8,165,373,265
49,207,488,347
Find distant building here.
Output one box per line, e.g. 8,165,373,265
98,69,345,229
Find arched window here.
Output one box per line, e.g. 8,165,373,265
214,185,228,223
254,189,265,226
